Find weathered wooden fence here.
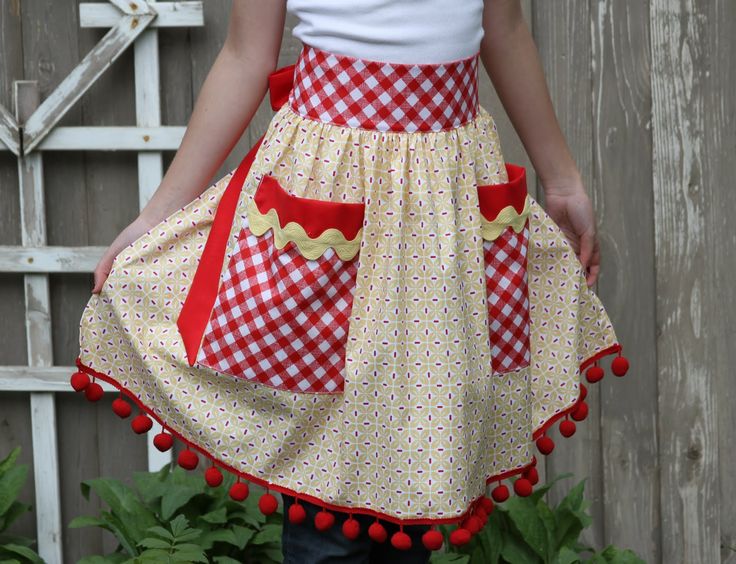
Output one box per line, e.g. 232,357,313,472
0,1,733,562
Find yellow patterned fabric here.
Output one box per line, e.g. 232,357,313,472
77,103,619,522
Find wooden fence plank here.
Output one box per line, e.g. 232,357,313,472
15,79,64,564
531,0,605,549
590,1,660,560
708,3,736,561
651,1,720,562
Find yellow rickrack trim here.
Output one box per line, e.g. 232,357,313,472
246,198,362,261
480,195,531,241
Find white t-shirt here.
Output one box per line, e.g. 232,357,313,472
286,0,485,64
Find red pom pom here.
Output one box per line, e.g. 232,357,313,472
571,401,589,421
204,466,223,487
514,477,533,497
153,431,173,452
131,413,152,434
491,483,509,503
229,481,249,501
112,397,132,418
70,371,90,392
475,507,488,524
559,419,576,437
579,383,588,400
449,528,472,547
368,522,388,543
259,493,279,516
585,365,604,383
536,435,555,455
525,466,540,485
314,510,335,531
288,502,306,524
391,531,412,551
422,529,444,551
463,515,483,534
178,449,199,470
611,356,629,376
342,518,361,540
84,381,104,402
480,496,494,514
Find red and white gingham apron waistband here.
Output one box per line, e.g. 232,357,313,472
287,44,479,133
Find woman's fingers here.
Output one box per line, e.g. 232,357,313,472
91,253,116,294
579,228,600,287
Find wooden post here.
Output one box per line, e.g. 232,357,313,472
15,79,63,564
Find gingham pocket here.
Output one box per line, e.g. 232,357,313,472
195,176,364,394
477,165,532,375
483,221,532,374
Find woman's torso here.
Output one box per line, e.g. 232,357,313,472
286,0,485,64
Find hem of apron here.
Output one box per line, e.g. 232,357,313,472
71,341,625,528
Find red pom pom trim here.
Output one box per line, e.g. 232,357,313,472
514,477,533,497
84,381,104,402
229,481,249,501
178,449,199,470
391,530,412,551
585,365,604,383
422,529,444,551
491,483,509,503
368,522,388,543
342,517,361,540
153,431,173,452
536,434,555,455
314,509,335,531
205,466,223,487
611,355,629,376
288,502,306,524
259,492,279,516
70,371,90,392
449,527,472,547
112,397,132,418
130,413,152,434
571,401,589,421
559,418,576,437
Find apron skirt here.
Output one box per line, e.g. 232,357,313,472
72,44,630,550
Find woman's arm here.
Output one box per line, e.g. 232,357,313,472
138,0,287,224
92,0,286,293
480,0,600,287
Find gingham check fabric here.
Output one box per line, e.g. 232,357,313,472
196,225,359,393
288,45,479,133
484,222,532,374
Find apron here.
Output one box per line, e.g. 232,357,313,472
71,44,630,551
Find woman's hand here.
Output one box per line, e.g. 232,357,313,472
91,214,158,294
542,174,600,288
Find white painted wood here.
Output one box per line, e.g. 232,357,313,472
36,126,186,151
80,2,203,28
0,103,20,155
0,366,118,392
0,246,106,273
108,0,157,16
15,80,63,564
23,12,156,152
29,394,63,559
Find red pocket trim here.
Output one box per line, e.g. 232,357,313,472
253,175,365,241
477,163,527,222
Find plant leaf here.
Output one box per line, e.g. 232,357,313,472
504,494,548,559
0,447,21,477
0,543,43,563
251,524,282,546
0,465,28,517
161,487,199,521
554,545,581,564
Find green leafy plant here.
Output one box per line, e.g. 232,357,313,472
70,462,283,563
0,447,43,564
431,473,645,564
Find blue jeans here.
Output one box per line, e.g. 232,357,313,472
281,494,432,564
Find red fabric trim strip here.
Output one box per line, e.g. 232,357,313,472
477,163,528,221
253,175,365,240
177,65,296,365
176,136,264,366
268,64,296,111
75,343,621,526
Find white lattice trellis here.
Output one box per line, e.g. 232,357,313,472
0,3,203,562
